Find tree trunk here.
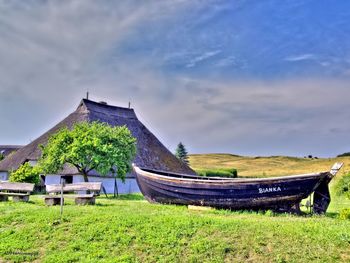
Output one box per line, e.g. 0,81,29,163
114,177,119,198
83,172,89,182
82,172,90,194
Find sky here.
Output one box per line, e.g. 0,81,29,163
1,0,350,157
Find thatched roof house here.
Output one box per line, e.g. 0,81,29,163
0,145,23,157
0,99,195,177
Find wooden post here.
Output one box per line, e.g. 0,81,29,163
60,177,65,220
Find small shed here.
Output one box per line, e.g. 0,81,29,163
0,145,22,157
0,145,22,181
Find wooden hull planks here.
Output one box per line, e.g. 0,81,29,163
133,163,343,214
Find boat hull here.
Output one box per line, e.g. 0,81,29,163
134,167,330,212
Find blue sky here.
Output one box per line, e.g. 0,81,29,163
0,0,350,157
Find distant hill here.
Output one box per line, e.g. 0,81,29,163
337,152,350,157
189,154,350,180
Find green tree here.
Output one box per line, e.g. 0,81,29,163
175,142,189,165
0,152,4,161
38,121,137,182
9,162,40,185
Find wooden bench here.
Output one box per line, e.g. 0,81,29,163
0,181,35,202
44,182,102,206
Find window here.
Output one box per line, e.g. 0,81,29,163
61,175,73,184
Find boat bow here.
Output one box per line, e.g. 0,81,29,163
313,162,344,214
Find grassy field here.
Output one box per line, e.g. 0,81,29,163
0,195,349,263
189,154,350,177
189,154,350,185
0,154,350,262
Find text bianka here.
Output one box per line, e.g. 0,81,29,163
259,186,282,194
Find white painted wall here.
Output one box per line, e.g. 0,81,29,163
44,174,140,194
89,177,140,194
0,172,8,181
45,174,62,185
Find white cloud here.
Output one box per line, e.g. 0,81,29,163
186,50,222,68
0,0,200,102
0,0,200,142
285,54,316,62
137,77,350,156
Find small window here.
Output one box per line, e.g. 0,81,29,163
40,175,46,184
61,175,73,184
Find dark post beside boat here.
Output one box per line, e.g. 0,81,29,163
133,163,343,214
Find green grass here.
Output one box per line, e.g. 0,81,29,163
1,154,350,262
0,194,349,263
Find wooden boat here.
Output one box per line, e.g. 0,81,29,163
133,163,343,214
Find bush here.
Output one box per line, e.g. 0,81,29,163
339,208,350,220
337,152,350,157
196,168,237,178
335,172,350,199
9,162,40,185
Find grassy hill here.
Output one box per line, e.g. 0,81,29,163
189,153,350,182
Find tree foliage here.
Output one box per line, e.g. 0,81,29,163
0,153,4,161
175,142,189,165
38,121,137,182
9,162,40,185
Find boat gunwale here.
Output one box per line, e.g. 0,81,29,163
134,166,328,184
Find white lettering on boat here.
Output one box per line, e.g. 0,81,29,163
259,186,282,194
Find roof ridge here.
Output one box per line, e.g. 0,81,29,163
81,99,138,120
81,99,134,111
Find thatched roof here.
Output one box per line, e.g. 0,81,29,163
0,145,23,157
0,99,195,176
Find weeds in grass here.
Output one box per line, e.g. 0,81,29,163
339,208,350,220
